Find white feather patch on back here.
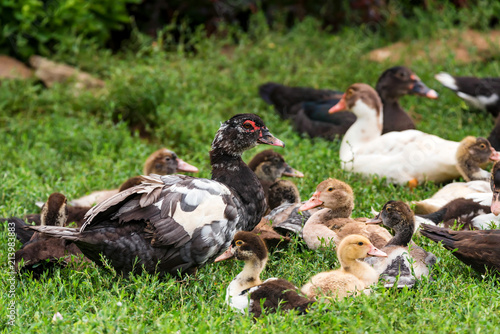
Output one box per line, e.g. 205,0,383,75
172,192,228,237
435,72,457,90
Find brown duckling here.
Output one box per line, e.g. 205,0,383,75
299,178,392,250
366,201,436,287
420,224,500,275
215,231,313,317
70,148,198,207
248,149,303,212
301,235,387,301
15,193,90,278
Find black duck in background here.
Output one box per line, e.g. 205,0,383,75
259,66,438,140
29,114,284,277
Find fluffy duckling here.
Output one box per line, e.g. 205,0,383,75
215,231,313,318
413,136,500,214
365,201,437,287
420,224,500,275
15,193,90,278
70,149,198,207
299,178,392,250
248,149,303,211
301,235,387,300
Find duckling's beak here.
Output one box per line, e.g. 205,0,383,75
366,213,382,224
214,245,235,262
410,75,438,99
368,245,387,257
298,191,322,212
258,128,285,148
491,191,500,216
489,148,500,162
328,96,347,114
176,159,199,173
282,164,304,178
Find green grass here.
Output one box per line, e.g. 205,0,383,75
1,13,500,333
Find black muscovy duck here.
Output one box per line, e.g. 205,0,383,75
29,114,284,276
259,66,438,140
435,72,500,150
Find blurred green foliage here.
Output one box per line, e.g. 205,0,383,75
0,0,139,59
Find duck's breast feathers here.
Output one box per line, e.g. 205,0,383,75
82,174,240,248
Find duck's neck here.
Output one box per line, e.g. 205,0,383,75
341,100,383,164
325,203,353,219
210,150,266,230
340,256,378,286
456,157,490,182
386,221,414,247
228,258,266,297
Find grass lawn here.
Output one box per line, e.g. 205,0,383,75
1,13,499,333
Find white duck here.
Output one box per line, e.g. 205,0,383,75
329,83,461,185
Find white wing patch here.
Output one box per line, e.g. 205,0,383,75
172,192,228,237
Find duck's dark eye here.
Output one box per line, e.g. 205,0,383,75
480,144,486,149
328,187,334,192
242,121,256,130
358,242,364,246
165,157,171,161
235,240,243,246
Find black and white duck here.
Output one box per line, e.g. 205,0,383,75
215,231,313,317
260,66,438,140
435,72,500,117
29,114,284,276
329,83,462,185
365,201,437,288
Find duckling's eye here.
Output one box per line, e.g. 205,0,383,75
165,157,171,161
358,242,364,246
328,187,334,192
480,144,486,149
235,240,243,246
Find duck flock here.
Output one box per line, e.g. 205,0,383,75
6,68,500,318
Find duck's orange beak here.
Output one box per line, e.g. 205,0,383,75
176,159,199,173
214,245,234,262
298,191,322,212
328,95,347,114
489,148,500,162
491,192,500,216
368,245,387,257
